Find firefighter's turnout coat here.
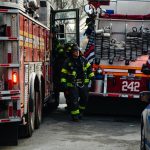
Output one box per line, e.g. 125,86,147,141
61,56,94,89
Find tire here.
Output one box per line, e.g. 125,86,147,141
25,102,35,138
35,91,42,129
141,121,146,150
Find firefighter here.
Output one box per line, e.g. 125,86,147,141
53,44,66,106
60,43,95,121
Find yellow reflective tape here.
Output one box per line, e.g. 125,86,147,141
61,78,66,83
83,67,87,71
72,71,76,76
86,62,91,68
59,49,63,52
79,105,85,110
67,83,74,87
68,63,72,66
84,79,89,83
19,41,23,46
19,30,23,35
56,43,61,48
89,72,94,78
71,109,80,115
61,68,68,74
29,33,33,38
24,32,28,37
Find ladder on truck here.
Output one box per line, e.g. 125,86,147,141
0,8,20,145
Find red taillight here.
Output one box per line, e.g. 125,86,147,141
12,72,17,84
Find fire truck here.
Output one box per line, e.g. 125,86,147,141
84,1,150,103
0,0,80,145
0,0,57,145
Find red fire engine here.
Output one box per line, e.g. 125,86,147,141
0,0,56,145
84,1,150,101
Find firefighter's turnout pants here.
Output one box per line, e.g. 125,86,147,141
67,84,89,117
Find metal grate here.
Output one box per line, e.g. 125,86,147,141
25,65,29,84
35,63,42,73
29,64,34,75
12,41,18,63
11,14,18,37
24,85,29,114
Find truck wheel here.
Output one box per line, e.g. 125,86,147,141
19,98,36,138
35,91,42,129
26,102,35,137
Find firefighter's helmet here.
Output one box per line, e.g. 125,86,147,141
64,42,81,57
71,43,80,53
57,45,64,53
70,43,80,53
56,45,65,57
64,42,73,53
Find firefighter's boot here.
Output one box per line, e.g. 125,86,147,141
79,110,84,120
79,106,86,119
71,115,80,122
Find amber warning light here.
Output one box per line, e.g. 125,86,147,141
12,72,17,84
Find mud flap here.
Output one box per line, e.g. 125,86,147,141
0,122,19,146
